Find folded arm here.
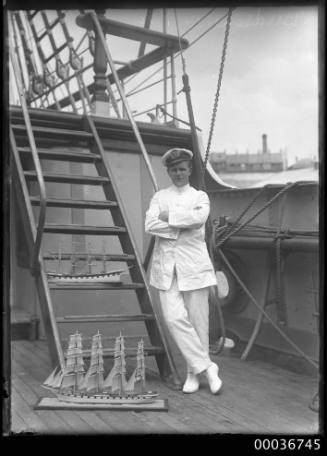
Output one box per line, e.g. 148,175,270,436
168,191,210,229
145,193,179,239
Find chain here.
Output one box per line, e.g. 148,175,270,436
204,8,233,171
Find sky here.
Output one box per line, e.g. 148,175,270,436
108,6,319,166
9,6,318,166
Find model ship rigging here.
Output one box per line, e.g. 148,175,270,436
46,242,129,283
42,331,158,404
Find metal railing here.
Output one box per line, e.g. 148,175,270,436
9,28,47,274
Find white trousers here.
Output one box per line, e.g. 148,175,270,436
159,274,212,375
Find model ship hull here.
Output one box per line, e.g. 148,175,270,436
57,391,158,404
47,272,123,283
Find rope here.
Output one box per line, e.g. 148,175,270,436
218,186,267,243
157,106,202,131
240,255,273,360
216,182,298,248
174,9,187,75
187,10,233,50
219,250,319,370
181,7,217,37
123,11,231,97
274,193,288,325
204,8,233,170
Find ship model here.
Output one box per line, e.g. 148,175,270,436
42,331,158,404
46,242,126,283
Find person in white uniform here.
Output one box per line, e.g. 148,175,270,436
145,147,222,394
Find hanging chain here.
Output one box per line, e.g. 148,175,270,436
204,8,233,171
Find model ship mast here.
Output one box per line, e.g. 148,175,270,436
43,331,85,392
61,331,85,393
80,331,104,393
125,339,146,394
103,332,127,395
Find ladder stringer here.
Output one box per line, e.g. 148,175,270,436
10,127,65,370
83,115,182,388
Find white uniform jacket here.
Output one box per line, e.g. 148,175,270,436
145,184,217,291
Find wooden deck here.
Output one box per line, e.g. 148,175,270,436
9,340,319,435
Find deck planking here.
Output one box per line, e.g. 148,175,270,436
9,340,319,435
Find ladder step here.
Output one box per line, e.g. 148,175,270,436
12,124,93,139
57,314,154,323
24,171,109,185
43,252,135,261
18,147,101,163
48,282,144,290
31,197,118,209
44,224,127,235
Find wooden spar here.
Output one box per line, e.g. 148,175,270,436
182,73,206,192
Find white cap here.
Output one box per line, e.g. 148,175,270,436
162,148,193,168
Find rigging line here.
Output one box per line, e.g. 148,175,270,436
219,250,319,370
123,76,172,99
24,12,41,75
174,8,187,74
75,30,88,52
158,106,202,131
216,183,298,248
181,7,217,37
188,10,233,49
123,10,230,89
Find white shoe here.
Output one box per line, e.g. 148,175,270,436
182,373,200,394
206,363,222,394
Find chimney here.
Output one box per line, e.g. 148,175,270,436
262,134,268,154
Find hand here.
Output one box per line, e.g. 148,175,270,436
159,210,169,222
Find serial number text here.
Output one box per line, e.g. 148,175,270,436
254,439,321,451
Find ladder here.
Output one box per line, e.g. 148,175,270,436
9,8,189,389
9,106,181,388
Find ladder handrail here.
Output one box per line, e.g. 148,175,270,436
90,11,159,193
9,28,47,274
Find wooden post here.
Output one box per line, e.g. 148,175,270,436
170,52,178,127
162,9,167,124
92,10,109,116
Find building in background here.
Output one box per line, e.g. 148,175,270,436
209,134,288,174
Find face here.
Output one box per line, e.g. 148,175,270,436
167,161,192,187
